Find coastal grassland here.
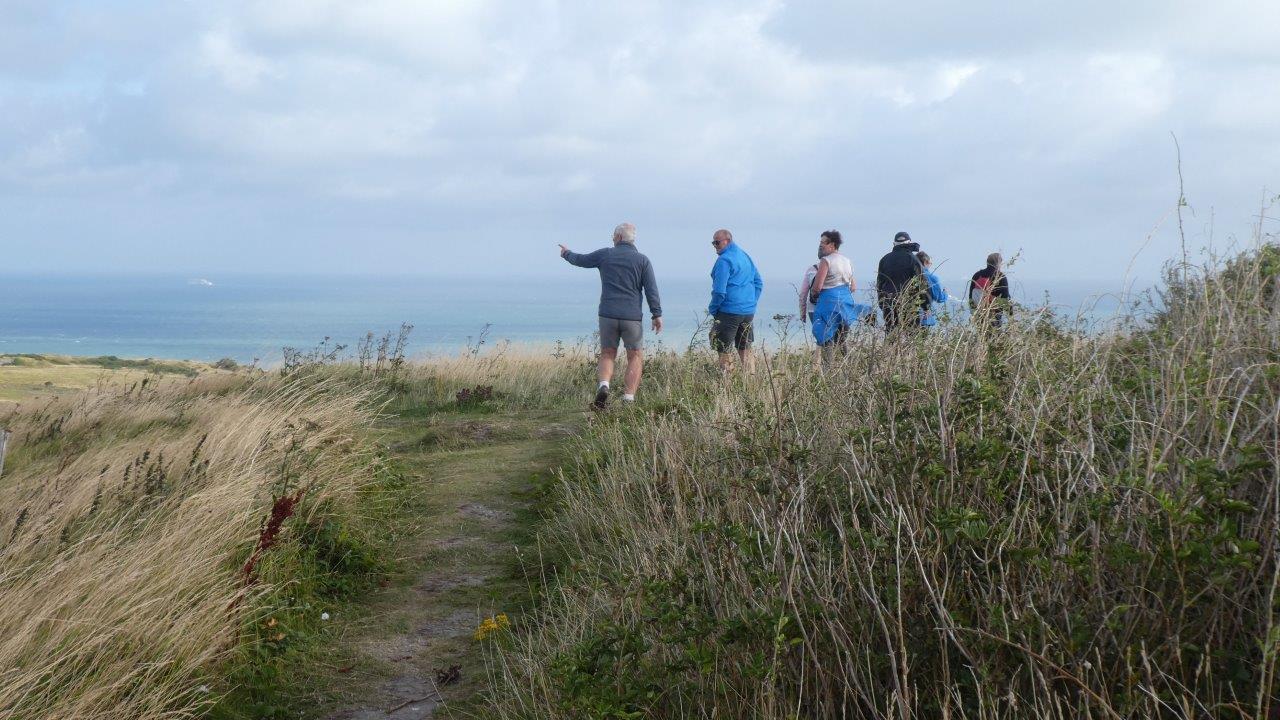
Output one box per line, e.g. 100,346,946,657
268,343,695,716
481,245,1280,718
0,368,394,719
291,402,580,718
0,342,608,719
0,353,206,403
387,346,599,414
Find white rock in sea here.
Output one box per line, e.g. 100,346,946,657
188,278,215,287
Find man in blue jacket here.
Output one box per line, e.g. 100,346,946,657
707,228,763,372
560,222,662,409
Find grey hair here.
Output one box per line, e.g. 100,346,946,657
613,223,637,245
987,252,1003,267
713,228,733,243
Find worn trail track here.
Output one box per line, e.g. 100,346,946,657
317,409,577,719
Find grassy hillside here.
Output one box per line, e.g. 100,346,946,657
0,344,603,719
0,368,390,719
0,353,206,404
2,244,1276,719
474,245,1280,718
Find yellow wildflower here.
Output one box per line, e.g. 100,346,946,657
474,614,510,641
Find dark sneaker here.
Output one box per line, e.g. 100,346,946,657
592,385,609,410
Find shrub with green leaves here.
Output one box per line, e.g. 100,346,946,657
486,243,1280,718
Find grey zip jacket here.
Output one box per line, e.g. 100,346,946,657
562,243,662,321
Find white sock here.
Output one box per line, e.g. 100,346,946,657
622,394,635,402
598,380,609,389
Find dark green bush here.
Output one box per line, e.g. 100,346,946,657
486,244,1280,719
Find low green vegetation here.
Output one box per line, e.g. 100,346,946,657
0,350,586,719
475,244,1280,718
0,353,206,403
285,405,576,717
2,352,203,375
207,406,410,720
216,358,586,717
3,244,1277,719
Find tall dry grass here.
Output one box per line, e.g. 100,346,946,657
482,243,1280,718
391,345,599,411
0,372,376,719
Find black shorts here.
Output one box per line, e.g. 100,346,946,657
710,312,754,352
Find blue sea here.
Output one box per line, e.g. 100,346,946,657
0,274,1149,363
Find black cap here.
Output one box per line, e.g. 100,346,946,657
893,231,912,244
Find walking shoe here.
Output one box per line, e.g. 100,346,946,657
592,384,610,410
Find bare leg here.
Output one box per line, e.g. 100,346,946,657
717,352,734,373
818,343,833,367
623,349,644,395
598,347,617,384
739,346,755,373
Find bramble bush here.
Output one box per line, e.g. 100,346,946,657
485,242,1280,718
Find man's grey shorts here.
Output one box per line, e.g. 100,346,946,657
710,312,754,352
599,316,644,350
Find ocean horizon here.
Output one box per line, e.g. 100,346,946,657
0,273,1153,363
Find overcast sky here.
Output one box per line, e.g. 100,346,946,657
1,1,1276,283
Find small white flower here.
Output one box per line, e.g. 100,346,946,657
321,612,330,621
197,685,210,694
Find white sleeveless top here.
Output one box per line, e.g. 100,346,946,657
821,252,855,289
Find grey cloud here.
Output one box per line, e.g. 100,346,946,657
0,1,1275,282
762,1,1280,63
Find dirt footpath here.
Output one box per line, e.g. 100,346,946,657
318,411,575,719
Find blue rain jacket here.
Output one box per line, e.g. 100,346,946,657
708,243,764,315
812,284,866,345
920,270,947,327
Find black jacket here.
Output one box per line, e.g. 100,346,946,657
876,243,928,308
967,265,1010,308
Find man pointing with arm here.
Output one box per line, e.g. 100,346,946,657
559,222,662,409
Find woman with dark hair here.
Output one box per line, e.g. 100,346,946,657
806,230,859,354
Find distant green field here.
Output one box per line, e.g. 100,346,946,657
0,354,208,404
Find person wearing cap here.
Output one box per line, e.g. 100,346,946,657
707,228,763,373
875,231,929,332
